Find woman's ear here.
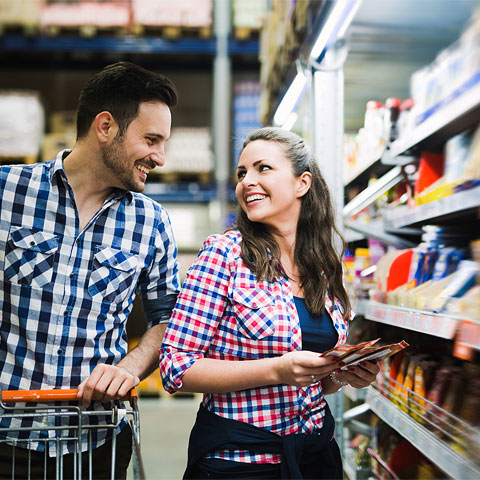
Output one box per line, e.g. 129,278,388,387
94,111,118,144
296,171,312,198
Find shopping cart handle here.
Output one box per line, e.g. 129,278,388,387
1,388,138,405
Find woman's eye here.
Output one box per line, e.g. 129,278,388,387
259,165,271,172
236,170,246,180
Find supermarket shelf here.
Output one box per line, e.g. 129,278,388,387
344,218,417,249
366,387,480,479
0,35,258,56
364,301,460,339
383,185,480,229
343,448,371,480
382,69,480,162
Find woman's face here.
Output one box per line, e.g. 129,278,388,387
235,139,311,231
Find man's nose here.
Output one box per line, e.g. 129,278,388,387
149,145,165,167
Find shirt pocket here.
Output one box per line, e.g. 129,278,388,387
4,226,59,288
232,288,276,340
88,246,138,304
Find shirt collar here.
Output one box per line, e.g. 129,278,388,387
49,149,133,203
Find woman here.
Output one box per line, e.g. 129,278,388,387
160,127,379,479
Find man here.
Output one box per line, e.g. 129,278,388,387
0,61,180,479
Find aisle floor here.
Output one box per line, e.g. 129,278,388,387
129,396,199,480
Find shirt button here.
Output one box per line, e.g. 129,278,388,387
293,329,298,335
113,259,118,265
69,273,75,279
30,241,35,246
57,349,63,355
64,310,69,316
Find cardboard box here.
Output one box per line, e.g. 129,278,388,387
42,132,75,163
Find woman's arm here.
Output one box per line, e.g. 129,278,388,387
180,350,341,393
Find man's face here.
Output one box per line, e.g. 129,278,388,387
101,101,171,192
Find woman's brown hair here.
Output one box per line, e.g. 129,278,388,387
232,127,351,320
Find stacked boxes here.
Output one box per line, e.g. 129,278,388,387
0,91,44,158
232,0,268,31
0,0,42,30
40,0,131,30
158,127,213,175
132,0,212,29
42,110,76,162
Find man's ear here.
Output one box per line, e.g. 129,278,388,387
94,111,118,144
296,171,312,198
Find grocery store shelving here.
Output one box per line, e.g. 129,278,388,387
381,69,480,164
343,447,371,480
363,301,461,340
0,34,258,56
366,387,480,479
383,185,480,229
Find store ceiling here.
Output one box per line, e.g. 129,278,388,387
344,0,479,132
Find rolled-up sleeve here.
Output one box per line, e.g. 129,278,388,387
160,235,231,393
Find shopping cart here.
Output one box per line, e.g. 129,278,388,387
0,388,145,480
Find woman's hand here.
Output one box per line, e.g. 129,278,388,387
274,350,341,387
332,361,380,389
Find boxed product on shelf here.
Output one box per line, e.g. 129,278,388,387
132,0,212,28
409,5,480,126
40,0,131,29
0,90,44,158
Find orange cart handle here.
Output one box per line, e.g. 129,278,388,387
2,388,138,404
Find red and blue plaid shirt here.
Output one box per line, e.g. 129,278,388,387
160,231,350,463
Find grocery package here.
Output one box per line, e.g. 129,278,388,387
0,90,45,158
322,338,410,371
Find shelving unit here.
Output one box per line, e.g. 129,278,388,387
363,301,460,339
342,5,480,478
366,387,480,479
383,185,480,229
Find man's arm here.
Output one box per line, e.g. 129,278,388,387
77,323,167,407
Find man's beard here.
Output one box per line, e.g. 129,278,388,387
101,135,144,193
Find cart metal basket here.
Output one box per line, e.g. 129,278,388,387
0,388,145,480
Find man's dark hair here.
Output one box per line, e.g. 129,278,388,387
76,61,178,140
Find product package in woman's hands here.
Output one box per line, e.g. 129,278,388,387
320,339,409,370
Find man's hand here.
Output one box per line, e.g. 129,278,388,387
77,364,140,408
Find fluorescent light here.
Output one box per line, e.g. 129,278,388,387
282,112,298,131
273,72,307,126
309,0,362,61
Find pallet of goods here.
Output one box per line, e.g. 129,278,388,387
40,0,131,36
131,0,212,37
0,91,44,163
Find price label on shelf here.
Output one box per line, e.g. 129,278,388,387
453,320,480,360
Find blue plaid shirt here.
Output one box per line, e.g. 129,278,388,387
0,150,179,455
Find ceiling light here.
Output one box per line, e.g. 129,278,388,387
310,0,362,61
273,71,307,126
